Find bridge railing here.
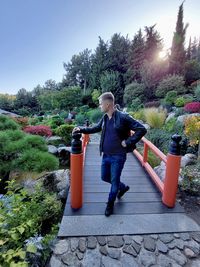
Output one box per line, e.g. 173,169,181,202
132,131,182,208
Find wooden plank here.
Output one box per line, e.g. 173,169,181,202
64,202,185,216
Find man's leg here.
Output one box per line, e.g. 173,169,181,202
101,153,111,184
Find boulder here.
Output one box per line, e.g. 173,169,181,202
48,145,58,155
166,112,176,123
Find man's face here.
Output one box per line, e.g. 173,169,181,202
99,99,110,113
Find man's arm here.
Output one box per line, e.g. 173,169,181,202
124,113,147,148
73,117,103,134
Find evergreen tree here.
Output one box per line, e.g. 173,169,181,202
126,29,145,82
169,2,189,74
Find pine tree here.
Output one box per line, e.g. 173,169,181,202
169,2,189,74
186,37,192,60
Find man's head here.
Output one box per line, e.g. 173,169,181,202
98,92,115,113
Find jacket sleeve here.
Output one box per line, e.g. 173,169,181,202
124,113,147,148
79,117,103,134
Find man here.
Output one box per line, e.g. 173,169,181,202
72,92,147,216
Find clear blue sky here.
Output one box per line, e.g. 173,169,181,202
0,0,199,94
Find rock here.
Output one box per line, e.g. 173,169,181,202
131,240,141,254
123,235,132,245
138,248,156,267
61,252,79,266
99,245,108,256
121,254,140,267
184,239,200,254
180,154,197,167
167,239,184,250
150,234,158,240
87,236,97,249
166,112,176,123
82,249,101,267
48,145,58,154
190,232,200,243
49,255,62,267
107,247,121,259
157,254,181,267
156,240,168,253
154,161,183,183
143,237,156,252
132,235,143,245
46,135,63,145
190,259,200,267
174,233,180,238
78,238,86,253
122,245,137,257
168,248,187,265
179,232,191,241
184,247,197,258
57,146,71,166
76,251,84,260
107,236,124,248
101,255,122,267
42,169,70,200
97,236,107,246
53,239,69,255
177,113,200,124
159,234,174,244
70,238,79,252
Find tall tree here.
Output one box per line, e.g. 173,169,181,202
169,2,189,74
89,37,109,90
144,24,162,62
63,48,92,94
126,29,145,83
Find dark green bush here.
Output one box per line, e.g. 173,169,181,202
146,129,172,154
55,124,75,145
86,108,102,123
0,115,19,131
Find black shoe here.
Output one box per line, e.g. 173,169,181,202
117,186,130,199
105,201,114,217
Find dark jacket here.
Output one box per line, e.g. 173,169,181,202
79,109,147,155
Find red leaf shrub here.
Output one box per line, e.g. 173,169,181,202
23,125,52,137
184,102,200,113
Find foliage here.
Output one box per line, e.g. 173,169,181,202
180,161,200,195
144,101,160,108
12,117,29,129
162,117,184,134
74,113,87,125
128,109,146,122
123,82,145,106
145,128,172,154
0,179,62,266
130,98,144,112
0,115,19,131
55,124,75,145
194,85,200,101
86,108,102,123
184,102,200,113
164,90,177,106
184,59,200,85
91,89,101,106
175,95,193,107
23,125,52,137
144,107,167,128
156,74,185,98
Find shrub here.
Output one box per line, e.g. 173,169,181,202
123,82,145,106
129,109,146,122
130,98,144,112
75,113,86,125
163,117,184,134
184,102,200,113
23,125,52,137
194,85,200,101
0,179,62,266
156,74,185,98
86,108,102,123
0,115,19,131
164,90,177,106
55,124,75,145
12,117,29,128
144,107,167,128
175,96,193,107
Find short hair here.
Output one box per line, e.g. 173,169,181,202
98,92,115,103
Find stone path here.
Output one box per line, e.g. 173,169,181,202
49,232,200,266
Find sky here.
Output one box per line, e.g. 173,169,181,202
0,0,199,95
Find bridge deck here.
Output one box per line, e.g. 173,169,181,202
58,143,200,237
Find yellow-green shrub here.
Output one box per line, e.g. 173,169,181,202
144,107,167,128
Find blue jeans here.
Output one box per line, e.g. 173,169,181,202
101,153,127,202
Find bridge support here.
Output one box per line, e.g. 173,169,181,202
162,134,182,208
70,133,83,210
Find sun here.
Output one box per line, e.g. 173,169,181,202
158,50,167,59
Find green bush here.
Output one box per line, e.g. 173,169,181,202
156,75,185,98
175,96,193,107
0,179,62,266
144,108,167,128
195,85,200,101
130,98,144,112
123,82,145,106
75,113,86,125
86,108,102,123
55,124,75,145
0,115,19,131
129,109,146,122
162,117,184,134
164,90,177,106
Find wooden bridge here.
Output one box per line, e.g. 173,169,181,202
58,134,200,237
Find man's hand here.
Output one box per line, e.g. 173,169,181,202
72,127,81,134
121,140,127,147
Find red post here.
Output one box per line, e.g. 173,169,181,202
162,134,182,208
70,133,83,209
